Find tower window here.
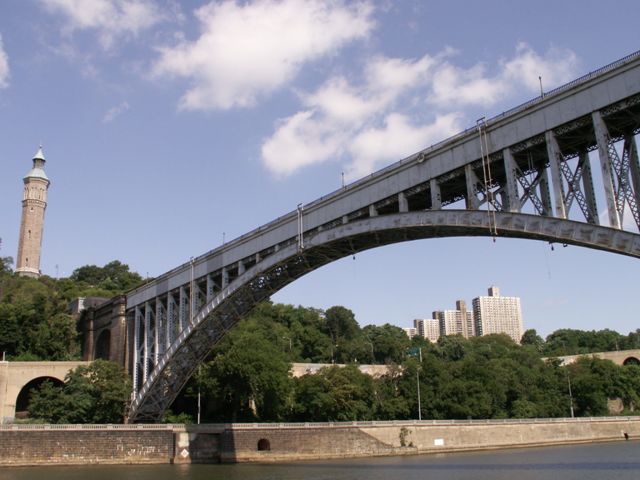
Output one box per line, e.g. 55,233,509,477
28,230,31,239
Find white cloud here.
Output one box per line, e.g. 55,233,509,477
429,43,579,107
103,101,130,123
0,34,9,89
502,43,579,92
261,110,347,176
261,43,579,178
39,0,165,49
346,113,461,178
152,0,375,110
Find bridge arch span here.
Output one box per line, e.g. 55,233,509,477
129,210,640,422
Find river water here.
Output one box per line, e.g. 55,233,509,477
2,441,639,480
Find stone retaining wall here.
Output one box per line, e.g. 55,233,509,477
1,418,638,466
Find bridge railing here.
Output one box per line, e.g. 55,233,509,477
2,416,638,431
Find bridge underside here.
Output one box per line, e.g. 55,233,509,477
129,210,640,422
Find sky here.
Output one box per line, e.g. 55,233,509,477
1,0,639,338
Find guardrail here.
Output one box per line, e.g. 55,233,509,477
2,416,638,431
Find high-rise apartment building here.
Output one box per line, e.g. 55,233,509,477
16,146,50,278
433,300,474,338
412,318,441,343
472,286,524,343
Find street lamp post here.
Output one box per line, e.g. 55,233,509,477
566,368,575,418
416,347,422,421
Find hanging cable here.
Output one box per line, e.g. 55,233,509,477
477,118,498,239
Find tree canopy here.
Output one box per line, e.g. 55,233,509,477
28,360,131,423
0,260,144,360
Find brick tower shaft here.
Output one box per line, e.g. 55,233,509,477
16,146,50,278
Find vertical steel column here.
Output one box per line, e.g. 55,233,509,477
592,111,621,228
539,169,553,216
579,150,599,224
206,274,215,302
155,300,165,358
545,130,567,219
179,286,188,333
133,305,141,393
398,192,409,212
166,292,176,350
238,261,245,275
430,178,441,210
464,164,480,210
626,134,640,223
222,268,229,289
143,302,151,383
369,204,378,217
502,148,520,212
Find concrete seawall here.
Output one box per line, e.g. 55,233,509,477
1,417,638,466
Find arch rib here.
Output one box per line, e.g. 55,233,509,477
128,210,640,422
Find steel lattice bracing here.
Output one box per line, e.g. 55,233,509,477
128,50,640,422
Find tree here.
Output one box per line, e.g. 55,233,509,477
199,325,292,422
70,260,143,294
0,237,12,276
521,328,545,353
323,306,360,343
28,360,131,423
292,365,375,421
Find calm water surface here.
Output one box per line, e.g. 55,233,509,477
2,441,639,480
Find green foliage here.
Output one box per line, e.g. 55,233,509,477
0,260,143,360
69,260,144,296
521,328,545,353
0,276,79,359
291,365,375,421
171,301,640,423
543,328,626,356
196,321,292,422
28,360,131,423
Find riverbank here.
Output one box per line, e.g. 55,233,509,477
1,417,638,466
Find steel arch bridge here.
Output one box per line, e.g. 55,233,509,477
128,50,640,422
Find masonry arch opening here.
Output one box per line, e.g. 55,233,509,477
15,376,65,418
95,329,111,360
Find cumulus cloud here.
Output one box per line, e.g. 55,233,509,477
39,0,166,49
429,43,579,107
261,43,579,178
102,101,130,123
152,0,375,110
0,34,9,89
347,113,461,178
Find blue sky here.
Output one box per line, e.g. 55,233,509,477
0,0,639,337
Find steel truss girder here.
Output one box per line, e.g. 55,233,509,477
559,151,599,224
128,210,640,423
515,166,549,215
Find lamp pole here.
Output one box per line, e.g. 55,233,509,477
416,348,422,421
566,368,575,418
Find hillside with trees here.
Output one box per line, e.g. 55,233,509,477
0,247,638,424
